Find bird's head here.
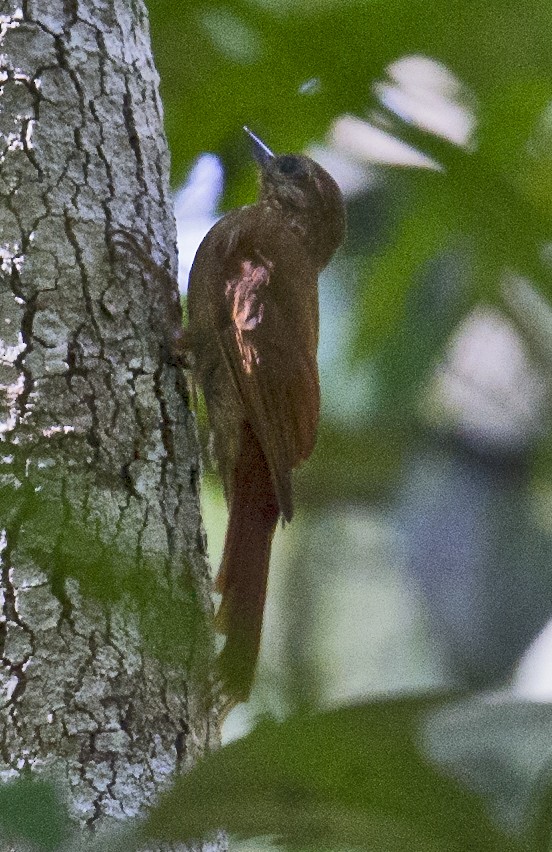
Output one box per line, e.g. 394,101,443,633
244,127,346,270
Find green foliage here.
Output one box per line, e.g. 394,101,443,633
0,778,71,851
149,0,552,496
140,693,542,851
11,695,552,851
149,0,552,182
137,3,552,849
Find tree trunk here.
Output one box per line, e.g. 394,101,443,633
0,0,218,844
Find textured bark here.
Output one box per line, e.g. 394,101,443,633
0,0,218,845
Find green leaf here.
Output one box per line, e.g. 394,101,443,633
0,778,70,851
474,75,552,222
148,0,552,184
501,277,552,370
142,694,522,850
424,697,552,850
352,183,456,359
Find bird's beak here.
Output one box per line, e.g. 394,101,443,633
243,126,275,168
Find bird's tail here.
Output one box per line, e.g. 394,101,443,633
214,421,279,709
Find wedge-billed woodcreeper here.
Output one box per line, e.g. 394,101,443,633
188,128,346,709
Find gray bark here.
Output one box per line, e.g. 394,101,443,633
0,0,219,845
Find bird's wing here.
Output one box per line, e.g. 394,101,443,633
218,254,319,522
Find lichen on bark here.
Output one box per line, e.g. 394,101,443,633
0,0,217,843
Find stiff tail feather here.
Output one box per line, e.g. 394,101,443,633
215,421,280,708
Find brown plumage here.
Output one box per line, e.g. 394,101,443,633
187,129,346,709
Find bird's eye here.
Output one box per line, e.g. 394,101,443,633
277,155,307,178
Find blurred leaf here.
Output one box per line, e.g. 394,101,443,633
0,778,70,851
350,187,471,420
352,182,456,357
296,421,408,505
142,693,522,850
501,277,552,370
424,697,552,850
477,77,552,175
473,76,552,222
148,1,552,183
347,85,552,426
148,0,552,493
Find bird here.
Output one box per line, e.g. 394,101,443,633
187,127,346,710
